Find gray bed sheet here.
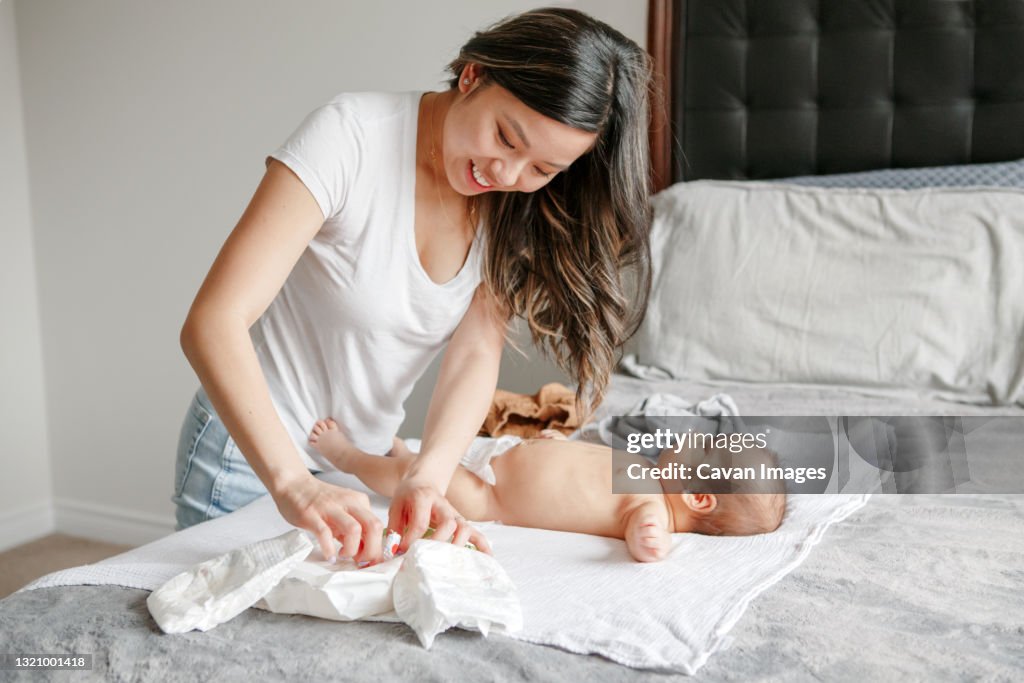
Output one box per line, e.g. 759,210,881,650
2,375,1022,681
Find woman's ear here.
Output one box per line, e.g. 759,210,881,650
459,63,484,92
681,492,717,514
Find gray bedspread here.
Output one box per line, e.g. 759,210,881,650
2,376,1022,681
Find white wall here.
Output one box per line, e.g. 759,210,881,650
9,0,647,543
0,0,55,551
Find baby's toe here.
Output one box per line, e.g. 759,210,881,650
326,418,338,430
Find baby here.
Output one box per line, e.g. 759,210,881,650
309,420,786,562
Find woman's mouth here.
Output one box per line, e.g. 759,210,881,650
469,160,492,190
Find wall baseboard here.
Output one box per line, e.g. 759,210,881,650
1,498,176,551
0,500,56,553
53,498,175,547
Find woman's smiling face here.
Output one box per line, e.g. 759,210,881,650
440,65,598,196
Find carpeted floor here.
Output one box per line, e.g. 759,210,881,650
0,534,134,598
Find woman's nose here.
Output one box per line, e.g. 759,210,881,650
491,158,525,188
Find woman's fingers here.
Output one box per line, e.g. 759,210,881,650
450,520,472,548
348,505,384,564
386,498,406,545
465,524,493,555
399,491,432,553
275,476,389,564
313,520,338,564
386,483,492,556
431,506,458,546
451,516,493,554
329,510,363,560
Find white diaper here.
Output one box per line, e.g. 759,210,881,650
459,435,523,484
148,528,522,648
403,435,523,485
147,529,314,633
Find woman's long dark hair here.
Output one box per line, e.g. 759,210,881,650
448,7,654,417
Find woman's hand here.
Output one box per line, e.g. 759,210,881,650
387,477,493,555
274,473,383,564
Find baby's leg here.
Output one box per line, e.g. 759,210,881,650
309,419,410,497
444,467,502,522
309,419,502,521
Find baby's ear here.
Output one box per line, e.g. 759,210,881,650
681,492,717,514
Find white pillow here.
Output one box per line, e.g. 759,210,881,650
628,181,1024,405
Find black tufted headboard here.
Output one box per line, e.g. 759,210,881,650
647,0,1024,190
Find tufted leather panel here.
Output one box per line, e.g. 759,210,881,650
671,0,1024,181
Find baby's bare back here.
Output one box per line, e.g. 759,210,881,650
489,438,653,539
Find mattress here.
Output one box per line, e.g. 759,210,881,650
2,374,1021,681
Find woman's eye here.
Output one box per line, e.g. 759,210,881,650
497,126,551,177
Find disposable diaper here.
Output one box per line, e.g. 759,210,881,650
147,527,522,648
459,435,522,484
147,529,313,634
393,539,523,648
255,550,402,622
405,435,523,485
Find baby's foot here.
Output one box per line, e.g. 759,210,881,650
309,418,356,470
538,429,568,440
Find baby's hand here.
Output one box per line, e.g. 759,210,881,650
625,513,671,563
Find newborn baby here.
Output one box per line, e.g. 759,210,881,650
309,421,786,562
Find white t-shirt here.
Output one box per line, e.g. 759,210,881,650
258,90,484,470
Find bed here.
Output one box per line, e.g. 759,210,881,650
3,378,1022,680
3,1,1024,679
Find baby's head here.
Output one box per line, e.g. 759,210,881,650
661,443,787,536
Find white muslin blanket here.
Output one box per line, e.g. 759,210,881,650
24,446,868,674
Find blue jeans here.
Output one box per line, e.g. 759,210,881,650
172,386,273,530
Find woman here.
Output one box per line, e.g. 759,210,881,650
173,7,653,565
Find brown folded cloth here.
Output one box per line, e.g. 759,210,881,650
479,382,581,438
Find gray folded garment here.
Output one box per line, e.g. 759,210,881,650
583,392,745,459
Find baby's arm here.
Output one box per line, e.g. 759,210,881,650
623,500,672,563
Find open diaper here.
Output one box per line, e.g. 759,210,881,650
146,528,522,648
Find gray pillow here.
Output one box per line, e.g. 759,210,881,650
628,181,1024,405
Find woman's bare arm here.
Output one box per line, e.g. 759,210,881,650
387,285,507,552
180,158,381,563
180,158,321,494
